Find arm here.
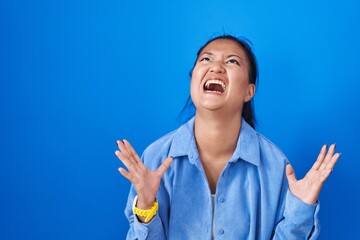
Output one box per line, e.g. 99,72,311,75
272,144,340,239
115,140,172,240
272,188,320,239
124,188,166,240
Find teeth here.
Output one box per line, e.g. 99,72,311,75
204,79,226,91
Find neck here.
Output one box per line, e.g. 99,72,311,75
194,111,242,162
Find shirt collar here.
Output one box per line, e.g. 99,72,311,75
230,119,261,166
168,117,196,160
168,117,261,166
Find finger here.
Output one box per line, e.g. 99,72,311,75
156,157,173,177
319,155,339,181
117,140,141,169
325,144,336,163
286,163,297,184
123,139,142,164
319,144,336,171
116,140,132,160
115,150,137,173
324,152,341,173
118,167,133,182
311,144,327,170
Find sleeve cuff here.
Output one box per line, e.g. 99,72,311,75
284,190,319,227
132,197,163,239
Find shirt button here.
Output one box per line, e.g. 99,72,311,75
218,197,224,203
218,229,224,235
222,171,227,177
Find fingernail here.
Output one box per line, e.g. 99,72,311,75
115,140,118,145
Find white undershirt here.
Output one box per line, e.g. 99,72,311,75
211,194,215,239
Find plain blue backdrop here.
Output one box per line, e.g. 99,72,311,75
1,0,359,239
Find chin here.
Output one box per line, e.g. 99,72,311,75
197,103,224,112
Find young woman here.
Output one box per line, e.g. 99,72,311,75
115,35,340,239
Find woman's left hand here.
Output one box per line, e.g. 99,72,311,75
286,144,341,205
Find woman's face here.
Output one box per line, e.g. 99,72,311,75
190,39,255,115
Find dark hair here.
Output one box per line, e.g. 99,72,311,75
180,34,259,128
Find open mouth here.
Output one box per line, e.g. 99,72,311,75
203,79,226,93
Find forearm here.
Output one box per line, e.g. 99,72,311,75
125,187,167,240
272,190,320,240
126,214,166,240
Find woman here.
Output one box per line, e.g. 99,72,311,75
115,35,340,239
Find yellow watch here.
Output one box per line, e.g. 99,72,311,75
132,196,158,223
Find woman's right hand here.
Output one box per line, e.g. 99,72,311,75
115,139,173,210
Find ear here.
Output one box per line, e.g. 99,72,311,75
244,84,255,103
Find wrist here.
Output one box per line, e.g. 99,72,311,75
289,189,318,205
133,195,158,223
136,196,156,209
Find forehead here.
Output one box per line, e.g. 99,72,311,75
200,39,247,57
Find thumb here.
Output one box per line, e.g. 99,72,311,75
286,163,297,184
156,156,173,177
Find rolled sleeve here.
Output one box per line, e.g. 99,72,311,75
132,214,164,240
285,190,318,227
273,190,320,239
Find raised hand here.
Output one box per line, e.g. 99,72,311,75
286,144,341,205
115,139,173,210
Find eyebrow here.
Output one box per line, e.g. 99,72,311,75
200,52,244,62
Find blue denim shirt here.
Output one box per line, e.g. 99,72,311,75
124,118,320,239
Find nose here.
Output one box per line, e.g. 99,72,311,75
210,61,225,73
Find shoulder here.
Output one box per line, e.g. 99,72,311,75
240,119,287,165
257,132,287,159
254,131,288,168
142,129,177,160
141,119,194,169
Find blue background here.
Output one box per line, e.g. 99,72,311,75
1,0,359,239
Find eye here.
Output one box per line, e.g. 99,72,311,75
227,59,240,65
199,57,211,62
